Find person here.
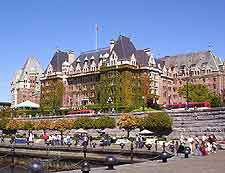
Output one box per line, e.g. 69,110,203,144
28,131,34,145
0,134,4,143
89,135,93,147
43,132,49,144
83,134,88,146
175,141,179,155
194,140,201,156
202,134,207,142
10,134,15,144
187,135,194,154
169,141,175,153
200,141,207,156
211,134,217,153
135,134,139,149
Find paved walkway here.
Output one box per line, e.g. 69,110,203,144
58,150,225,173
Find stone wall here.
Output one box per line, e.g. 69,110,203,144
167,108,225,140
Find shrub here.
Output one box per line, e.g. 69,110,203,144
93,116,115,129
141,112,173,135
74,117,93,129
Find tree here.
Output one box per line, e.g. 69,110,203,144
74,117,93,129
50,119,74,145
117,113,140,138
93,116,116,129
40,79,64,115
141,112,172,135
0,108,11,130
34,120,52,132
6,119,21,130
178,83,222,107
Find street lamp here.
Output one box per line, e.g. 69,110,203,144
142,96,145,111
168,94,171,105
107,97,113,113
185,58,192,110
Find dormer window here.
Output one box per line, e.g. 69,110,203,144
47,64,53,74
110,52,118,66
130,54,136,66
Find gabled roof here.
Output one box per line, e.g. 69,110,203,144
111,35,136,61
160,50,222,71
47,50,69,72
135,50,149,66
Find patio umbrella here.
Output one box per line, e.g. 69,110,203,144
139,129,154,135
75,128,88,134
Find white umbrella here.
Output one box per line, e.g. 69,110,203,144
75,128,88,134
139,129,154,135
100,128,111,133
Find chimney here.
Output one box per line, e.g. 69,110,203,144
144,48,151,56
110,39,115,51
68,51,75,64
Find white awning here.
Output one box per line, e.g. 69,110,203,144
15,100,40,108
139,129,154,135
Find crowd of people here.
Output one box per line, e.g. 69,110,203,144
170,134,217,156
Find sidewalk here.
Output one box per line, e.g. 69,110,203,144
57,150,225,173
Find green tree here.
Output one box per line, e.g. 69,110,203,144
141,112,172,135
40,79,64,115
178,83,222,107
93,116,116,129
0,108,11,130
74,117,93,129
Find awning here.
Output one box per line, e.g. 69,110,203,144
139,129,154,135
15,100,40,108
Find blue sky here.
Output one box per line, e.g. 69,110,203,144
0,0,225,101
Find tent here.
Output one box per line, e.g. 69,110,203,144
75,128,88,134
100,128,111,134
15,100,40,108
139,129,154,135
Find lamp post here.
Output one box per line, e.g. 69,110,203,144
83,141,88,160
168,94,171,105
142,96,145,111
185,58,192,110
10,144,15,173
130,138,134,161
107,97,113,113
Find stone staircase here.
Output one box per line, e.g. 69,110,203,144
167,109,225,140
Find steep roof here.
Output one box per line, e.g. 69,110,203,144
111,35,136,61
135,50,149,66
48,50,69,72
19,57,44,80
72,35,150,68
72,47,109,68
160,50,222,71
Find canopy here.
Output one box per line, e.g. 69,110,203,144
15,100,40,108
100,128,111,134
75,128,88,134
139,129,154,135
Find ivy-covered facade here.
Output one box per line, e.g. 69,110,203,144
41,35,160,110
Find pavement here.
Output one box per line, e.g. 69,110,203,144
57,150,225,173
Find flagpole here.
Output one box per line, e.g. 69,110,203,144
96,24,98,50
